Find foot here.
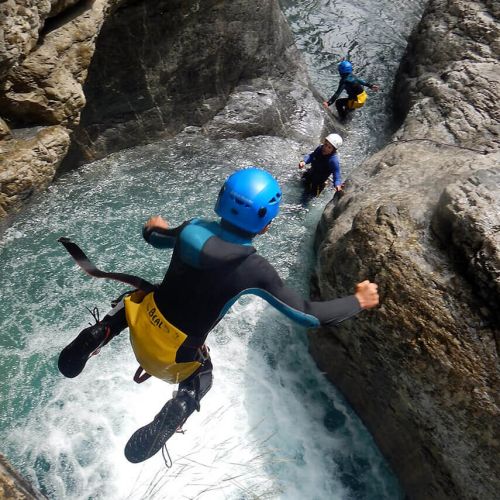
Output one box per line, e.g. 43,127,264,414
58,322,109,378
124,395,196,463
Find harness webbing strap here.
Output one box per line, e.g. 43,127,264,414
133,366,152,384
58,237,155,293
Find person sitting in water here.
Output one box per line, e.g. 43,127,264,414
57,167,379,464
299,133,343,199
323,60,380,120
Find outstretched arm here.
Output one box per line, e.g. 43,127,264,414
329,155,342,191
265,280,378,327
244,255,379,327
299,146,322,169
323,80,345,107
299,152,313,169
358,77,380,91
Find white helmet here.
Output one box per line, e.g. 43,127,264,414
325,133,343,149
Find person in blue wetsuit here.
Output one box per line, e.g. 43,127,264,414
323,60,380,120
58,167,379,464
299,133,343,200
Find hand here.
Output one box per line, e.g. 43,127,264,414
322,101,330,108
145,215,168,230
298,161,306,169
335,184,343,192
354,280,379,309
371,84,380,92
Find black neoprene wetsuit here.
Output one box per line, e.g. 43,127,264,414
142,218,362,362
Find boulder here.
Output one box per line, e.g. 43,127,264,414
310,0,500,498
62,0,325,166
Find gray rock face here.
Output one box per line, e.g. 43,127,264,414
62,0,323,166
432,168,500,319
311,0,499,498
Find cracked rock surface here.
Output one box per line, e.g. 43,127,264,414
311,0,499,498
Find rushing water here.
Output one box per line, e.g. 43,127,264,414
280,0,424,170
0,1,424,498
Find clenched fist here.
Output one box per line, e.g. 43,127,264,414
144,215,169,231
354,280,379,309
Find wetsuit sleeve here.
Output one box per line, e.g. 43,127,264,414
357,77,375,89
250,255,363,327
329,155,341,188
142,221,189,249
327,80,345,105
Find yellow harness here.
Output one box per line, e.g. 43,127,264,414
347,90,367,109
124,291,201,384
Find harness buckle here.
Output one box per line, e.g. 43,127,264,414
196,344,210,363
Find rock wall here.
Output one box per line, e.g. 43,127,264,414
310,0,499,498
0,0,326,219
0,0,120,219
61,0,324,168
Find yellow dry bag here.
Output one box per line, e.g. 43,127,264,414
348,90,367,109
124,291,201,384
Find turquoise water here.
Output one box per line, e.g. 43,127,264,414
280,0,424,161
0,136,400,499
0,0,425,497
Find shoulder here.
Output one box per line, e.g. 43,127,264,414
329,153,340,164
179,218,216,240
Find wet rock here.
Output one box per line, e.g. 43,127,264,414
0,125,70,216
0,452,46,499
62,0,324,166
311,0,500,498
432,168,500,316
0,0,119,218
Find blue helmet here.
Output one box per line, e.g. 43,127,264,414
338,60,353,75
215,167,282,234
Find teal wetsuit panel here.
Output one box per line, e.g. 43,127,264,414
218,288,320,327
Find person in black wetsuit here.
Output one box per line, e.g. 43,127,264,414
58,167,379,464
323,60,380,120
299,133,343,201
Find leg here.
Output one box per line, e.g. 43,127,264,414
313,181,327,197
124,356,213,464
177,355,213,410
58,299,128,378
300,171,316,205
335,98,349,119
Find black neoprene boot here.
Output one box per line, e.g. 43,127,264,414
58,322,110,378
124,390,198,464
